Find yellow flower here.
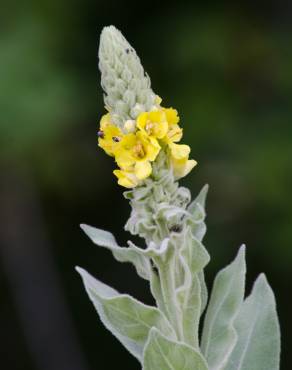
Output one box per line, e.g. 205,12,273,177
98,113,123,156
99,113,111,130
172,157,197,179
163,108,179,125
116,131,160,166
137,110,168,139
115,131,160,180
113,168,140,188
163,108,183,143
168,142,197,179
167,125,183,143
169,143,190,160
98,104,195,185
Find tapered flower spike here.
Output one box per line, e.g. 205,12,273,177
98,25,196,189
99,26,156,127
77,26,281,370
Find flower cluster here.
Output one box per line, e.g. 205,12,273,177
98,98,197,188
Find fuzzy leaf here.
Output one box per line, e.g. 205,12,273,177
80,224,151,280
179,227,210,274
145,239,183,338
188,184,209,216
198,270,208,314
176,271,201,348
76,267,175,362
176,228,210,347
225,274,280,370
201,246,246,370
187,185,209,317
143,328,208,370
187,184,208,242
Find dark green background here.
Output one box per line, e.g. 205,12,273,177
0,1,291,369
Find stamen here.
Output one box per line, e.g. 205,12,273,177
145,121,154,134
134,142,145,158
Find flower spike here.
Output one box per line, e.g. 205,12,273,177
98,26,196,188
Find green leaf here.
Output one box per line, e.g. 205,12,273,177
225,274,280,370
143,328,208,370
80,224,151,280
201,246,246,370
76,267,176,362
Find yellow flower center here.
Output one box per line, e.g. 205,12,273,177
133,142,145,159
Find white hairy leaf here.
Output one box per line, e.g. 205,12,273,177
179,227,210,274
187,184,208,242
80,224,151,280
187,185,209,315
143,328,208,370
76,267,176,362
198,270,208,315
201,245,246,370
176,228,210,347
188,184,209,219
225,274,280,370
145,239,184,339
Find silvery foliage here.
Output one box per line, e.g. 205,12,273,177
98,25,157,127
76,26,281,369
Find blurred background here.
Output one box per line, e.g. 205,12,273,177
0,0,291,369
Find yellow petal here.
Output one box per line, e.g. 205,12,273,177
181,159,197,177
172,158,197,179
148,110,165,123
100,113,111,129
98,124,122,156
115,152,135,168
146,139,161,162
137,111,168,139
149,111,168,139
167,125,183,143
113,169,139,188
136,112,148,131
114,133,137,167
134,161,152,180
136,131,161,162
169,143,190,160
163,108,179,125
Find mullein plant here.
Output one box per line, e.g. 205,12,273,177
76,26,281,370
